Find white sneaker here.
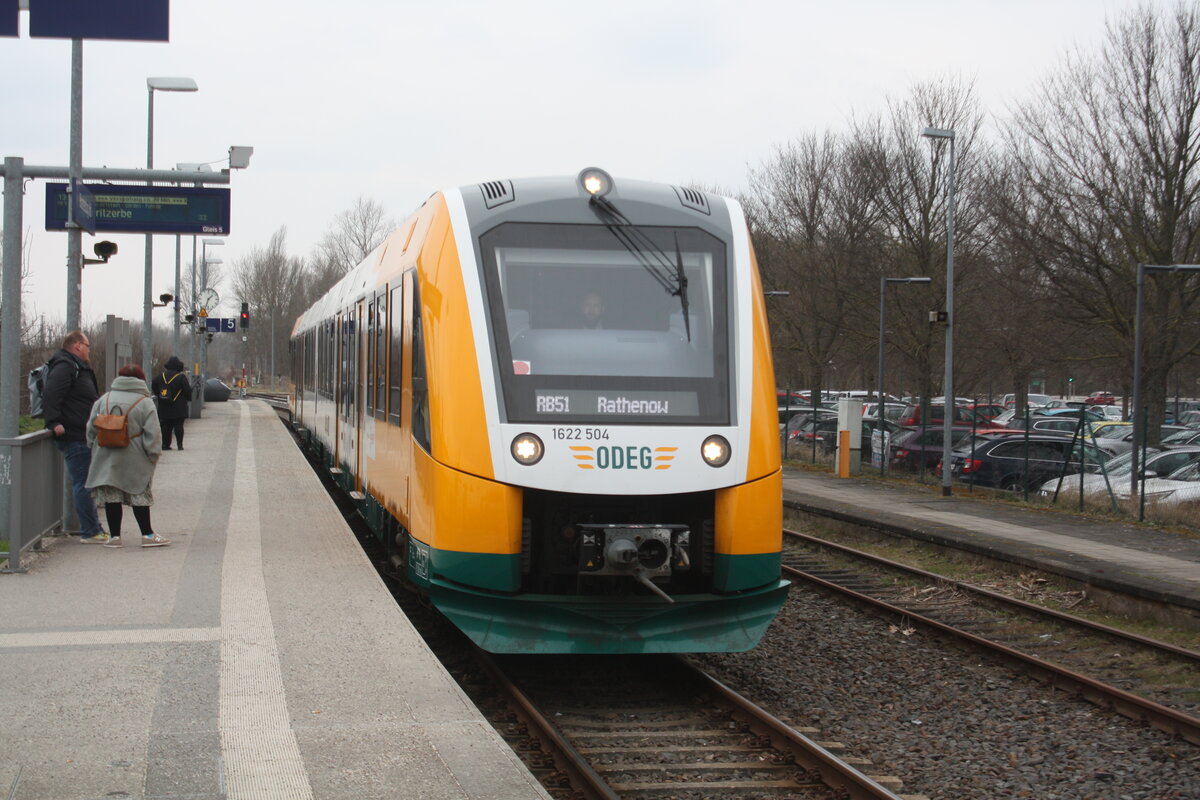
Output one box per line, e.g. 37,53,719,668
141,533,171,547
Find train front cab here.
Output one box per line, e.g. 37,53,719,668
404,182,789,654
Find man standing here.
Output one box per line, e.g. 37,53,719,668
42,330,107,543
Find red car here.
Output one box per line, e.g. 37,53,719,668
965,402,1006,421
1086,391,1117,405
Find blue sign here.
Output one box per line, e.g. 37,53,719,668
205,318,236,333
45,183,231,235
0,0,17,38
29,0,169,42
68,179,96,235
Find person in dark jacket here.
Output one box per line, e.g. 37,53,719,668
42,330,107,543
151,355,193,450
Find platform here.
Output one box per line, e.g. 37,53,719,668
783,467,1200,622
0,399,550,800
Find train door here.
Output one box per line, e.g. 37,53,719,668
354,298,366,491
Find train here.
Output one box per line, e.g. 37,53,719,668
288,168,789,654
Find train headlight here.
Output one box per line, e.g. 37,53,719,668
701,435,731,467
511,433,544,466
578,167,614,198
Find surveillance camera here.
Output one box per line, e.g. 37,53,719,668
93,241,118,260
184,313,195,323
159,292,174,304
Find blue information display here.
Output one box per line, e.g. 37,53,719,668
206,318,237,333
45,183,231,235
0,0,17,38
29,0,169,42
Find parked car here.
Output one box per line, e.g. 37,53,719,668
1003,393,1053,410
1134,459,1200,508
947,433,1112,492
889,426,1009,472
787,416,901,462
1036,445,1200,501
1093,424,1189,455
1159,428,1200,448
895,403,977,427
1091,405,1126,421
1006,416,1092,434
1086,391,1117,405
783,409,838,440
932,396,976,406
965,402,1006,421
862,401,906,421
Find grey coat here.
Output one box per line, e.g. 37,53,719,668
85,376,162,495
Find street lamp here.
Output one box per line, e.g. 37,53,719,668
144,76,198,378
199,242,224,403
1131,263,1200,517
877,276,932,475
922,126,957,496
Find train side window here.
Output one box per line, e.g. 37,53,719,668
411,278,431,452
375,291,387,419
389,284,403,425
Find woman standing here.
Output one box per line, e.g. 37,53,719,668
151,355,193,450
85,364,170,548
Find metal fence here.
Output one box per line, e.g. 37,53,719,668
0,429,64,573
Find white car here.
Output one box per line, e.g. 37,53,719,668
1136,459,1200,508
1037,445,1200,502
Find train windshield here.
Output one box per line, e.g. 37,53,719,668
479,222,730,425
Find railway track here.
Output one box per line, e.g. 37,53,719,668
782,527,1200,746
372,553,910,799
478,650,912,800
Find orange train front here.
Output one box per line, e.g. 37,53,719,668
290,168,789,653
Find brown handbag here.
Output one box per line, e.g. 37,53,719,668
94,396,145,448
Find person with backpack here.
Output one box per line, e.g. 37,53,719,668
42,330,108,544
85,364,169,548
151,355,193,450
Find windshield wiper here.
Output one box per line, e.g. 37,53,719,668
590,196,692,340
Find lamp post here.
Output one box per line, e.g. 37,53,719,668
921,126,957,496
200,240,224,400
144,76,198,378
1131,263,1200,517
878,276,932,475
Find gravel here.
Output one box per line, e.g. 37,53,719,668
696,584,1200,800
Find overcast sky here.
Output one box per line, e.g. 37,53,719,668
1,0,1174,329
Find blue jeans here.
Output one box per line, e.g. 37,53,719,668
55,439,102,536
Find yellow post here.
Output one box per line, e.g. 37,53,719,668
838,429,850,478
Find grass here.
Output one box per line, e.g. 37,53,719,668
18,415,43,435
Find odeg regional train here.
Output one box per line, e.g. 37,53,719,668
289,168,789,654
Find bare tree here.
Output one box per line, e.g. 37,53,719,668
231,227,308,381
858,77,989,402
1004,3,1200,438
744,131,882,400
307,196,395,302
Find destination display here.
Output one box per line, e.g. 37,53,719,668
534,389,700,417
45,183,231,235
28,0,169,42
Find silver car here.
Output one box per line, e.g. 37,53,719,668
1036,446,1200,500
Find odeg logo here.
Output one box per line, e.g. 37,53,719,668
571,445,677,470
